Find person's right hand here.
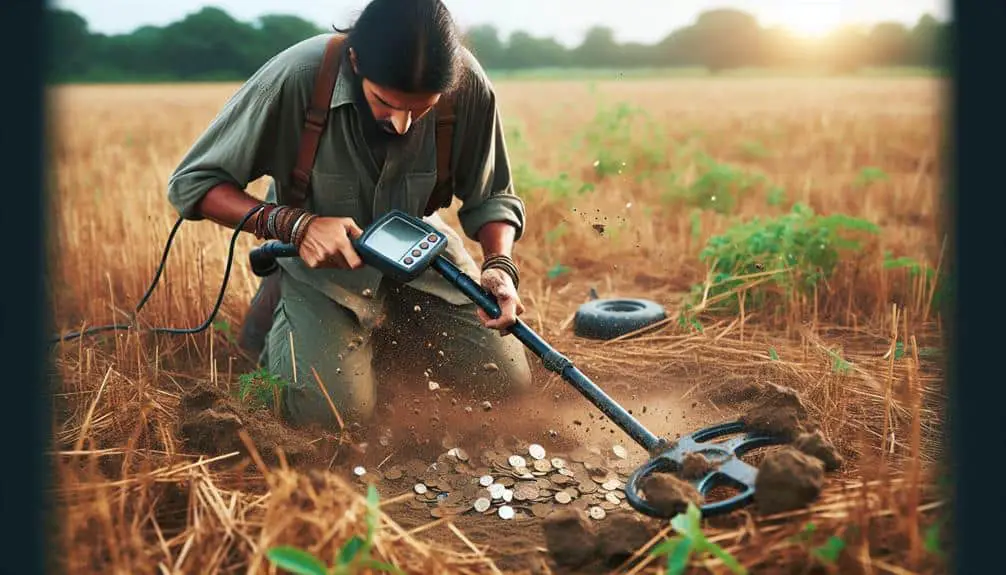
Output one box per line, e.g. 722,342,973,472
297,216,365,269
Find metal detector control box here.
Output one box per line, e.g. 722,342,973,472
351,210,448,284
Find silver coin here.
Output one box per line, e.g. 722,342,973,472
588,506,607,520
414,483,428,494
605,492,621,505
479,475,494,487
602,479,621,491
612,445,628,459
353,466,367,477
498,505,515,520
533,459,553,473
473,497,491,512
528,444,546,460
558,468,575,477
489,483,506,499
551,458,566,469
554,491,572,504
503,489,514,503
508,455,527,468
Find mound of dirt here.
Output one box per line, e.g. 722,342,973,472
596,511,662,567
542,508,598,569
639,471,702,517
680,452,715,480
754,447,825,515
740,383,815,441
793,429,844,471
176,385,329,467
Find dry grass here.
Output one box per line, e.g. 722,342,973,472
47,76,948,573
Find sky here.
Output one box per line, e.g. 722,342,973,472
52,0,952,47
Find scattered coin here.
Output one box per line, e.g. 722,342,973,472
528,444,546,460
508,455,527,468
551,458,567,469
489,483,506,499
414,483,428,495
502,489,514,503
384,467,403,480
353,466,366,477
605,492,621,505
555,491,572,504
533,459,553,473
588,506,607,520
498,505,515,520
479,475,494,487
602,479,622,491
558,468,575,477
613,445,628,459
473,497,491,512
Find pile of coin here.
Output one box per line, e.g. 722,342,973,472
370,440,639,522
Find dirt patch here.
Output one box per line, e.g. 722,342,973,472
754,447,825,515
596,511,663,567
740,382,816,441
793,429,844,471
176,385,333,467
638,471,702,516
542,509,598,570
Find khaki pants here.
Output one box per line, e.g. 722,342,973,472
241,270,533,429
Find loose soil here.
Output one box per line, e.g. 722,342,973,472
169,366,846,572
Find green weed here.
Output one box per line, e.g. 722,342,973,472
650,502,746,575
687,203,879,313
512,163,593,201
661,153,770,214
237,367,288,416
854,166,889,187
737,139,771,160
266,484,403,575
577,100,668,179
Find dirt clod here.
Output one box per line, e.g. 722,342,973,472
596,512,661,566
680,452,714,480
639,471,702,516
542,508,598,568
741,383,812,440
177,385,322,467
755,447,825,515
793,429,844,471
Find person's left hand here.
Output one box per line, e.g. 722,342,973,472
477,268,525,333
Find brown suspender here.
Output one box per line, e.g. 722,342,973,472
287,33,456,216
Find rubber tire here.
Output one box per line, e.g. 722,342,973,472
573,298,667,340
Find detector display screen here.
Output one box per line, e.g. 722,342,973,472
364,216,426,260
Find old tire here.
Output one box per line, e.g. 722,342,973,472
573,298,667,340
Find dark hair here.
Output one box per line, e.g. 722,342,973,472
334,0,464,94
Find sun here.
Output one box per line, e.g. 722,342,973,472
776,2,846,38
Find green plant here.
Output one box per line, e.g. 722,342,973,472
577,100,668,179
883,252,950,311
687,203,879,314
661,154,770,214
266,484,403,575
650,502,746,575
854,166,889,187
237,367,288,415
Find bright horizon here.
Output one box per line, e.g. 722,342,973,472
53,0,950,47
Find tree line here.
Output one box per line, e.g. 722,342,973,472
48,6,950,83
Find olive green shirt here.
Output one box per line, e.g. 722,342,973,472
167,34,525,329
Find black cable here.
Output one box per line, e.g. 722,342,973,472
49,203,268,345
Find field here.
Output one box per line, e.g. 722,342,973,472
48,76,949,574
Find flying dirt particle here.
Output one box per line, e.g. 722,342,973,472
464,406,473,414
691,402,698,409
480,400,493,412
361,288,373,298
573,420,582,426
592,224,605,235
482,362,499,373
414,305,422,313
755,447,825,515
680,452,715,480
793,429,843,471
549,429,558,438
642,406,647,414
639,472,702,517
597,512,661,567
740,383,812,441
428,381,441,391
542,508,598,568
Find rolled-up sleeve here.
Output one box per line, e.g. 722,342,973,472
451,68,526,242
167,61,290,220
